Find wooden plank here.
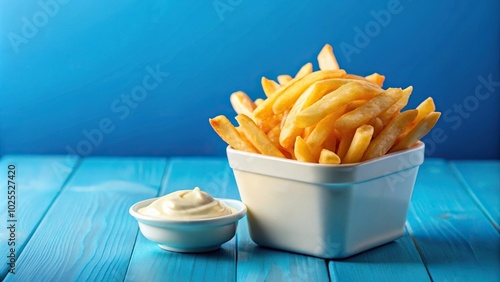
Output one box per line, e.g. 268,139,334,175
237,219,330,282
406,159,500,281
125,158,239,282
328,229,430,282
0,155,78,279
3,157,167,281
450,160,500,231
235,170,329,281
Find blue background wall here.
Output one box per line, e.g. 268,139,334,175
1,0,499,159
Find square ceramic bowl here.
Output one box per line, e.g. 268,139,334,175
227,142,425,259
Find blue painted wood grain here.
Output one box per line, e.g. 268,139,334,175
125,158,240,282
237,218,330,282
450,161,500,231
328,229,430,282
406,159,500,281
3,157,167,281
0,155,78,279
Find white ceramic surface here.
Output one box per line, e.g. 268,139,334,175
129,198,247,252
227,142,425,259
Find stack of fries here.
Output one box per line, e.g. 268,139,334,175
210,44,440,164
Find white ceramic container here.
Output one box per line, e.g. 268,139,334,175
227,142,425,259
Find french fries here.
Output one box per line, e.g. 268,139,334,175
294,136,315,163
295,81,383,128
209,115,258,154
261,77,280,97
317,43,339,70
362,110,418,161
319,149,341,164
209,43,439,165
343,125,374,164
235,114,285,158
334,88,403,133
390,112,441,153
230,91,255,118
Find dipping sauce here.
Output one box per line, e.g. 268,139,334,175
138,187,232,220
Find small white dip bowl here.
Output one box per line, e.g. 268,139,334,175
129,198,247,253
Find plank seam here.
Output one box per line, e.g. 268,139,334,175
404,222,434,282
324,259,332,282
1,157,83,281
122,158,170,282
449,162,500,232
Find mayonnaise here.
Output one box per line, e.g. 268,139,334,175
138,187,232,220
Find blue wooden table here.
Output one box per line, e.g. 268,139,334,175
0,155,498,281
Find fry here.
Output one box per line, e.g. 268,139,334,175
362,110,418,161
302,126,314,140
365,73,385,87
267,124,281,147
319,149,341,164
390,112,441,153
277,75,292,85
261,77,280,97
209,115,258,153
379,86,412,124
235,114,285,158
296,81,383,128
254,70,347,120
369,117,384,138
345,100,367,113
322,130,337,153
407,97,435,131
336,130,355,160
317,44,339,70
335,88,402,132
295,62,313,79
294,136,315,163
279,78,353,149
306,108,345,158
343,125,374,164
210,43,440,165
254,98,265,107
230,91,255,117
273,69,347,115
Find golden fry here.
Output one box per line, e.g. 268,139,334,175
279,78,352,149
407,97,436,132
294,136,315,163
306,108,345,159
343,125,374,164
322,130,337,153
362,110,418,161
296,81,383,128
319,149,341,164
345,100,367,113
254,98,265,107
230,91,255,117
317,44,339,70
277,75,293,85
335,88,402,132
295,62,313,79
390,112,441,152
379,86,412,124
369,117,384,138
365,73,385,87
261,77,280,97
336,130,355,160
273,70,347,115
209,115,258,153
235,114,285,158
254,70,346,120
